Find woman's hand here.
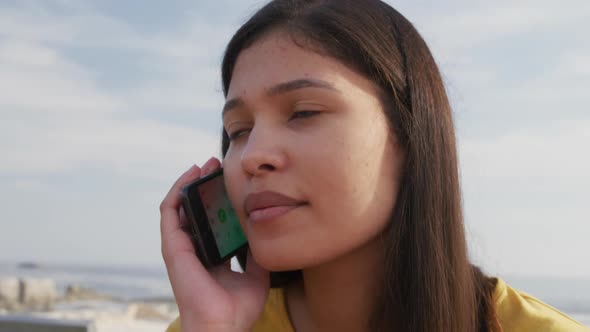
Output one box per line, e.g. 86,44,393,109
160,157,270,332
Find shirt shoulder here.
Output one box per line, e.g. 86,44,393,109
251,287,294,332
494,278,589,331
166,316,181,332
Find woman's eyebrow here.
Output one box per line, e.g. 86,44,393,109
267,78,340,96
222,98,244,117
222,78,340,117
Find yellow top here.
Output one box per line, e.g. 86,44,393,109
166,278,588,331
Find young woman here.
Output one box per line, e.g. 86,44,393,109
160,1,587,331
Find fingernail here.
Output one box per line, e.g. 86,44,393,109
202,158,215,174
202,165,213,175
186,164,197,173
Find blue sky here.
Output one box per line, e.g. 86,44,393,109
1,0,588,277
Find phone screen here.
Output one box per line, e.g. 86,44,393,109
197,175,247,257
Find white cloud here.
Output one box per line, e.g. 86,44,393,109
459,118,590,276
0,40,123,114
410,0,590,122
460,119,590,181
0,1,236,120
1,115,220,179
0,2,227,180
124,66,225,112
0,2,142,48
556,51,590,78
415,0,590,58
0,1,235,61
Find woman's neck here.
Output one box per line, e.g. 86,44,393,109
286,237,385,332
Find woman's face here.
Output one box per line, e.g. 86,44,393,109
222,31,404,271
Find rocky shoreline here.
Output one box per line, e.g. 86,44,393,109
0,277,178,331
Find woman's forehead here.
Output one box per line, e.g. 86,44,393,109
227,35,378,101
232,35,332,80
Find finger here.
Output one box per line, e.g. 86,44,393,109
179,205,189,229
161,157,222,254
234,250,269,316
160,165,201,234
210,260,233,279
160,165,204,267
200,157,222,178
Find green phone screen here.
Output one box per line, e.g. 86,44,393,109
197,175,247,257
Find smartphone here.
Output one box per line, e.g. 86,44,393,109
180,168,248,268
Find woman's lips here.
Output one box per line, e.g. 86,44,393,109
248,205,303,223
244,190,306,223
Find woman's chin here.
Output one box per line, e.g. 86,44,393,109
250,246,327,272
253,253,303,272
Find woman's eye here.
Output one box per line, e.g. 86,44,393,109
227,111,319,141
228,129,250,141
289,110,320,120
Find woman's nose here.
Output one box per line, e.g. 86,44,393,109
240,127,287,177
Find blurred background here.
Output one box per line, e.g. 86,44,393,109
0,0,588,329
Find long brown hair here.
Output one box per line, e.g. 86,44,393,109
220,0,500,331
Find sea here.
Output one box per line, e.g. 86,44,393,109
1,262,589,326
0,261,174,302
